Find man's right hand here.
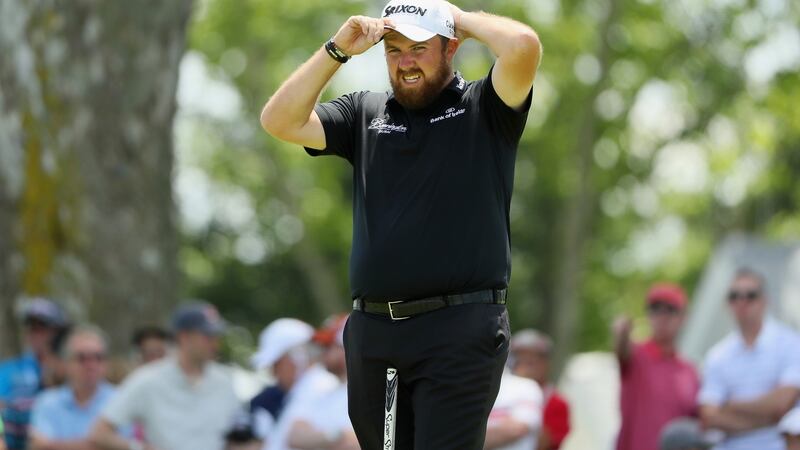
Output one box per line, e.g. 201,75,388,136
332,16,395,57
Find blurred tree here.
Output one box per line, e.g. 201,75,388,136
183,0,799,369
0,0,194,356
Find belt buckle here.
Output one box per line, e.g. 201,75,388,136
388,300,410,321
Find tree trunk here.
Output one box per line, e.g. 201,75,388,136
0,0,193,356
551,0,620,372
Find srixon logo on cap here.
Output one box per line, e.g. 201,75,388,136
384,5,428,17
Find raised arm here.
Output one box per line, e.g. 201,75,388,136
448,3,541,110
259,16,393,149
612,316,634,364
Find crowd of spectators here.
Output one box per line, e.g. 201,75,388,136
0,267,797,450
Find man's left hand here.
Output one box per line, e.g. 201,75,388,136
444,1,469,41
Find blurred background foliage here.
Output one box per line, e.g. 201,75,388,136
176,0,799,368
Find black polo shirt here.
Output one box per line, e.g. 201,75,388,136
305,67,531,302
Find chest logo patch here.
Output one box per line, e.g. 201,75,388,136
430,107,466,124
368,117,408,134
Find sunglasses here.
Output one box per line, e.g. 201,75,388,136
24,319,53,330
72,352,107,363
727,290,760,303
647,302,680,315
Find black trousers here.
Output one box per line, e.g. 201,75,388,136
344,303,510,450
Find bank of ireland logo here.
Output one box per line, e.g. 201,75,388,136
430,106,466,124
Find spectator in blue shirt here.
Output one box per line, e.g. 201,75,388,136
29,324,117,450
0,298,69,450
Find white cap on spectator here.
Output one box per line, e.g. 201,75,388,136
780,408,800,436
251,319,313,370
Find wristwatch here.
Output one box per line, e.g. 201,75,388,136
325,39,350,64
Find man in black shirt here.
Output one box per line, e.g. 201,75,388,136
260,0,541,448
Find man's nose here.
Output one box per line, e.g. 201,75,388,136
398,53,416,70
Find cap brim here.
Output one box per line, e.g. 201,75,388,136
384,24,437,43
251,348,280,370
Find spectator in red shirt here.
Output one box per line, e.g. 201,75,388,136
509,329,570,450
613,283,700,450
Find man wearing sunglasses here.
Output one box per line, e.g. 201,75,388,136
614,283,700,450
29,325,119,450
698,268,800,450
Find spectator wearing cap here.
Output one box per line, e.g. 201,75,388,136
780,408,800,450
698,268,800,450
131,326,172,366
29,325,120,450
0,298,69,450
90,302,240,450
508,330,570,450
286,315,359,450
613,283,700,450
249,319,338,450
659,418,712,450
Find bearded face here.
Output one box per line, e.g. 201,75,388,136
384,33,455,110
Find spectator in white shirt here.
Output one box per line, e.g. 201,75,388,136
286,314,358,450
484,368,542,450
699,268,800,450
251,319,338,450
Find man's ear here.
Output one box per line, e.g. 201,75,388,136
446,38,460,59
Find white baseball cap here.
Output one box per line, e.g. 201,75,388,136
251,318,313,370
382,0,455,42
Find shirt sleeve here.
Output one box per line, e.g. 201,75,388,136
0,361,11,401
477,65,533,147
29,392,55,438
101,370,146,427
304,91,366,163
698,356,727,407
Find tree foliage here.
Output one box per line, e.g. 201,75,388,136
183,0,800,366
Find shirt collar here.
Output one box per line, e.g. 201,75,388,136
63,382,110,410
385,72,467,109
734,317,776,350
642,339,677,359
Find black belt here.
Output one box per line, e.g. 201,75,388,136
352,289,507,321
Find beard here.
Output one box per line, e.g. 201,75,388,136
389,58,453,110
